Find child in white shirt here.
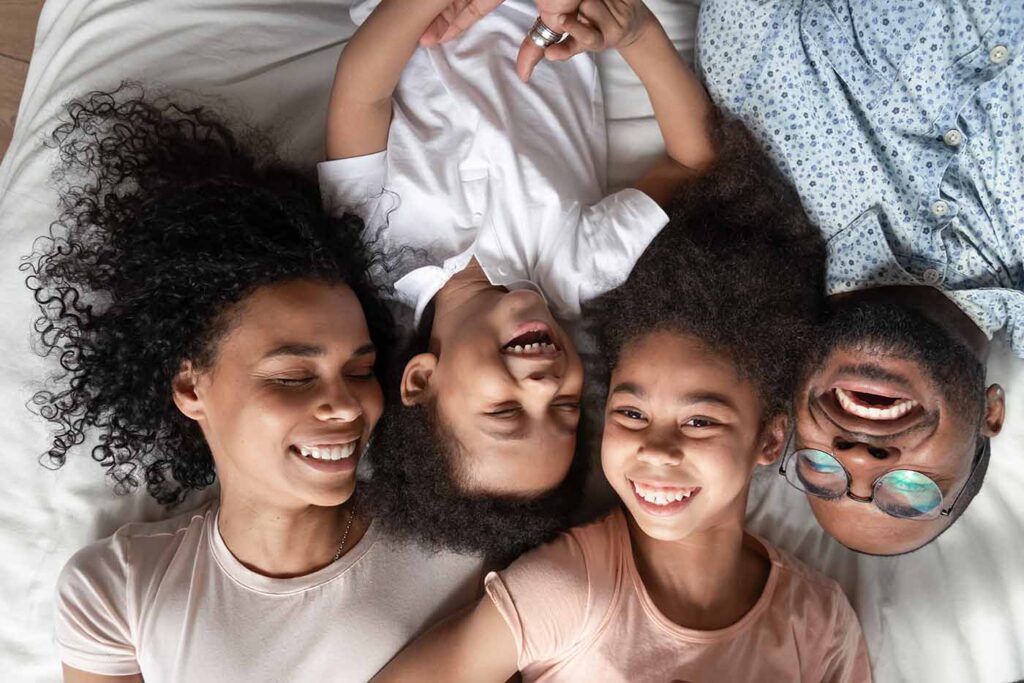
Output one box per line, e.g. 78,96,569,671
322,0,713,557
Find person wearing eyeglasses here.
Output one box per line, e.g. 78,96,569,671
696,0,1019,555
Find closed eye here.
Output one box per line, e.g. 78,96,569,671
268,377,315,387
345,369,376,381
486,405,522,418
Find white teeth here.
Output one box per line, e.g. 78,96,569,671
631,481,693,506
506,342,558,356
834,388,918,421
297,443,357,461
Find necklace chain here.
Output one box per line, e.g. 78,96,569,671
332,506,355,563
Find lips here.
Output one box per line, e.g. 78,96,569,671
833,387,919,421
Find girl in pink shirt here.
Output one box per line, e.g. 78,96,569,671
374,120,872,682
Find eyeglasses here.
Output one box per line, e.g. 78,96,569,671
778,438,989,521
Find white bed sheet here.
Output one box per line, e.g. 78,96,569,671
0,1,1020,681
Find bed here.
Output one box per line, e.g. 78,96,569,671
0,1,1020,681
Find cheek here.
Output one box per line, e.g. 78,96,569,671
359,380,385,431
689,440,755,493
600,425,635,488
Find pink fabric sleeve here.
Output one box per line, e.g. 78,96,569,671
54,530,140,676
822,589,873,683
483,530,592,669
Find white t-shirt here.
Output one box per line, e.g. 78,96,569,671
55,502,484,682
318,0,669,325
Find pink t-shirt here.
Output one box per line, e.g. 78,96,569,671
485,508,871,682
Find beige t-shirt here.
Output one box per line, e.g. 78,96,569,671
485,508,871,682
55,502,483,682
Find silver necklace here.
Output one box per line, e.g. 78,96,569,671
332,507,355,563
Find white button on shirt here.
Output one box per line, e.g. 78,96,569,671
942,129,963,147
923,268,943,285
320,0,668,325
931,200,951,217
989,44,1010,64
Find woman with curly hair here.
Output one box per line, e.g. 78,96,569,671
31,88,483,683
374,120,871,682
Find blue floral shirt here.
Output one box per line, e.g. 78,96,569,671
697,0,1024,357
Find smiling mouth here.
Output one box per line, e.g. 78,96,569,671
630,480,701,515
501,324,560,358
833,387,919,421
294,442,358,461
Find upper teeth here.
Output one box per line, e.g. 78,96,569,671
632,481,694,505
298,443,357,461
505,342,557,355
834,388,918,421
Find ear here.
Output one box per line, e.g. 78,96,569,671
400,353,438,407
172,360,206,422
980,384,1006,438
756,414,788,466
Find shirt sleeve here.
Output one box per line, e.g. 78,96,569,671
821,589,872,683
696,0,787,110
483,531,592,669
54,531,140,676
316,151,388,223
543,188,668,314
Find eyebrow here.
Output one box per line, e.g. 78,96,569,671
610,383,737,410
260,342,375,360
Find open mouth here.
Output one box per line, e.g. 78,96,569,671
501,322,560,358
630,480,701,516
289,441,360,473
296,443,358,461
833,387,919,421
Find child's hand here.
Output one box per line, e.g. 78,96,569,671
517,0,655,81
420,0,505,46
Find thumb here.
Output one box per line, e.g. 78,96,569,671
516,36,547,82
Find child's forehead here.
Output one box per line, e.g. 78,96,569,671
611,331,760,406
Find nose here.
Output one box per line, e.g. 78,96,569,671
521,366,563,396
314,380,363,423
833,439,893,498
637,429,683,467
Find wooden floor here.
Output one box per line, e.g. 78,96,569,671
0,0,45,160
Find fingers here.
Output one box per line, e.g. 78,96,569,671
419,11,453,47
558,13,603,51
516,34,547,81
535,0,585,16
544,36,589,63
437,0,497,43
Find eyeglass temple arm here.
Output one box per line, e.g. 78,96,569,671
940,438,990,517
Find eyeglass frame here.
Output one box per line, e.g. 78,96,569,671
777,436,990,519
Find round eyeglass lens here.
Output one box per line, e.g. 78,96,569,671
790,449,847,499
873,470,944,519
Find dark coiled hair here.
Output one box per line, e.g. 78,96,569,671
586,118,827,419
25,85,392,506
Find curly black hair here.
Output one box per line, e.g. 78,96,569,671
363,397,588,562
586,118,827,419
24,85,393,507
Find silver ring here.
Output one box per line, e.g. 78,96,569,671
529,17,565,48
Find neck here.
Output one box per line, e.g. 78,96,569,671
626,508,769,631
216,491,365,578
431,258,504,345
833,286,990,360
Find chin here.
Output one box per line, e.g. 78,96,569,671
303,483,356,508
627,512,697,542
